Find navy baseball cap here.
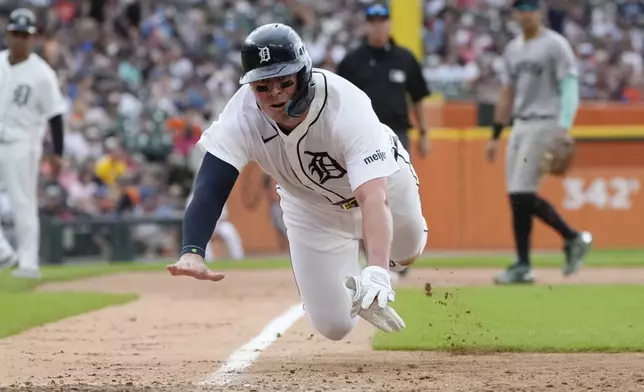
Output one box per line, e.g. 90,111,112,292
6,8,37,35
365,3,390,20
512,0,540,11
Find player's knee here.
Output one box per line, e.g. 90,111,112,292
391,224,427,267
398,253,420,267
312,317,356,341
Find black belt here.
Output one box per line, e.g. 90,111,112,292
514,115,555,121
333,197,359,210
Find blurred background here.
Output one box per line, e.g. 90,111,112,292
0,0,642,264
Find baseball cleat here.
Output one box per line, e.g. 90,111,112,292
563,231,593,276
494,263,534,285
0,253,18,271
11,268,41,279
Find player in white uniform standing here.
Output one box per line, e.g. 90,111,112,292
0,9,66,279
167,23,428,338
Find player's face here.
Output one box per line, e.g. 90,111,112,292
250,74,298,124
514,9,541,31
5,31,31,56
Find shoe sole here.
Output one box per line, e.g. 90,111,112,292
11,270,41,279
563,233,593,276
494,278,535,285
493,273,535,285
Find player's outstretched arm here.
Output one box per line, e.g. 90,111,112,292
167,152,239,282
345,177,405,333
354,178,392,270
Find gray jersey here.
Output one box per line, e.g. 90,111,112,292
500,28,578,119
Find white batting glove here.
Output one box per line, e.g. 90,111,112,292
344,266,406,333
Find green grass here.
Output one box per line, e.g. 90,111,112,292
373,285,644,353
0,258,293,294
0,258,295,338
0,249,642,340
413,249,644,268
0,292,136,338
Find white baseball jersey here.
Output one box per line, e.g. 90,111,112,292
198,68,401,210
0,50,66,142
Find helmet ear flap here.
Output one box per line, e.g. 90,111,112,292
285,65,315,118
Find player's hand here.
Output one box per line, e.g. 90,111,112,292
344,266,406,333
417,134,431,158
485,140,499,162
166,253,225,282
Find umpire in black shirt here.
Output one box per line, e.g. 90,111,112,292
337,3,431,158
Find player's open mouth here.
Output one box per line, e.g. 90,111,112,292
271,102,286,108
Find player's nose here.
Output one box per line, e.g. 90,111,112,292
268,83,283,96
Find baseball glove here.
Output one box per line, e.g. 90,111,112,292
539,133,576,176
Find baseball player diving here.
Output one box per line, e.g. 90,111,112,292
0,9,66,279
486,0,592,284
167,23,428,338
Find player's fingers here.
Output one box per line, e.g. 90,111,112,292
349,302,361,318
166,264,186,276
377,289,389,309
200,270,226,282
361,288,378,310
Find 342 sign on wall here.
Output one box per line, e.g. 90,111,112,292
562,177,641,210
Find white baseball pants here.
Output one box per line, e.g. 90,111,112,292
0,141,42,271
279,150,427,341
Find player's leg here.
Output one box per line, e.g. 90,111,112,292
496,124,534,284
288,232,360,341
213,220,245,260
524,123,592,275
386,146,428,272
280,196,360,341
0,152,18,270
3,144,41,278
205,237,216,262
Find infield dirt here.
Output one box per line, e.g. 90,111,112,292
1,267,643,392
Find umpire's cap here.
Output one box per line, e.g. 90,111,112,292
6,8,37,35
365,3,390,20
512,0,540,11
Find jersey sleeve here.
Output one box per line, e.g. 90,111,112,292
405,53,431,103
337,90,400,192
39,66,66,119
552,36,579,81
197,94,252,172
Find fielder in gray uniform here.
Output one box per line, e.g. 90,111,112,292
486,0,592,284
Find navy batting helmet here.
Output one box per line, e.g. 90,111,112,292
239,23,315,118
6,8,37,35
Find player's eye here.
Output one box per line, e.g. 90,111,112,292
254,85,269,92
280,80,294,89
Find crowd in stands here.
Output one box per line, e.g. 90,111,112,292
423,0,644,102
0,0,641,258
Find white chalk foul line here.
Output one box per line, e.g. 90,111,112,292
197,302,305,387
